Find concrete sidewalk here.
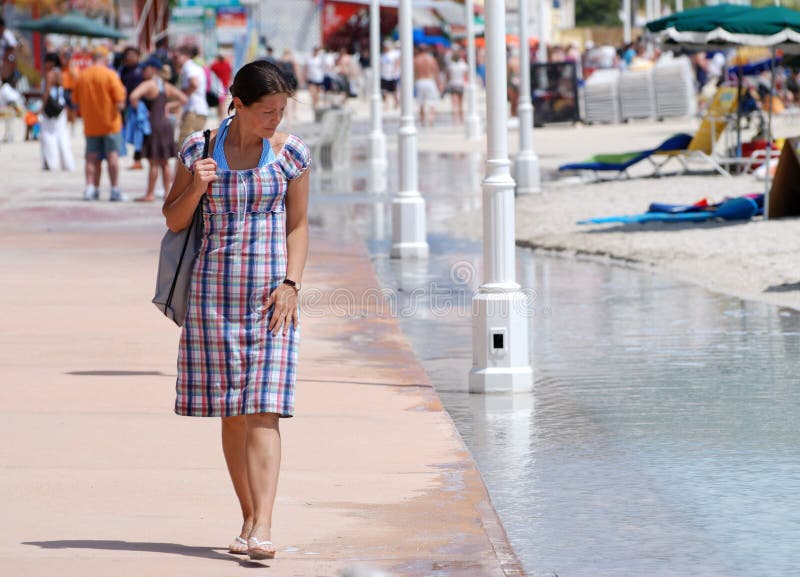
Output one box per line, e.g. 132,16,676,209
0,129,522,575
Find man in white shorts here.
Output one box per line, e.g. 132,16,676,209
413,44,441,127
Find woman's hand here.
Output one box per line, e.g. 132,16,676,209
265,283,299,336
192,158,218,194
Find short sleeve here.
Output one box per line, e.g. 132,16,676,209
277,135,311,180
178,132,207,171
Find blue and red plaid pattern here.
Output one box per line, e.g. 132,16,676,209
174,131,311,417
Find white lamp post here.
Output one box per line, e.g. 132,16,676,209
464,0,482,140
514,0,541,195
536,0,547,64
368,0,387,194
391,0,429,259
623,0,632,44
469,0,533,394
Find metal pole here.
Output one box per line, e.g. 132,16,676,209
469,0,533,394
391,0,429,258
464,0,482,140
368,0,387,194
623,0,632,44
676,0,683,12
515,0,541,194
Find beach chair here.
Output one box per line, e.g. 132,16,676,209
651,86,739,177
559,87,739,180
306,108,352,171
558,133,693,180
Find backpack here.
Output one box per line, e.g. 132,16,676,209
43,86,65,118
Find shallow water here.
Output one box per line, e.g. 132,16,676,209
310,142,800,577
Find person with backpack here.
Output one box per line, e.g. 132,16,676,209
40,52,74,172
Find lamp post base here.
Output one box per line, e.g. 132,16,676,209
390,195,429,259
368,158,388,194
469,288,533,394
514,150,542,195
466,114,482,141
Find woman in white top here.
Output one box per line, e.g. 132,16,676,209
446,50,469,124
304,47,325,110
40,52,74,172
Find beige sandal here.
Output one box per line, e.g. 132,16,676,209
228,536,248,555
247,536,276,560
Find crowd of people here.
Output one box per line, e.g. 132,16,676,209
0,28,242,202
8,11,800,202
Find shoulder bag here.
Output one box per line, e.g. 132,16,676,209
152,129,210,326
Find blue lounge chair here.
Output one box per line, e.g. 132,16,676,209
559,133,694,180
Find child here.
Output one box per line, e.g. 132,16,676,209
24,101,39,140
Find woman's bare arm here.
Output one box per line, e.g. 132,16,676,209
129,78,156,108
283,166,310,284
265,161,310,335
165,82,188,105
162,137,218,232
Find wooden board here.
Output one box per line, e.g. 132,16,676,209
768,139,800,219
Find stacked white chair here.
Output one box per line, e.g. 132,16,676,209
620,68,655,121
654,56,697,120
583,69,621,124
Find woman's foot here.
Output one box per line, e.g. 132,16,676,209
228,518,253,555
134,195,156,202
228,536,248,555
247,536,276,560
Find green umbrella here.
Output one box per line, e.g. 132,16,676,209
646,3,755,33
16,13,128,40
654,5,800,48
720,5,800,36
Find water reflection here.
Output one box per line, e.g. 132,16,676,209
312,134,800,577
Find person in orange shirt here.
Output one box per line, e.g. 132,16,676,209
73,46,127,201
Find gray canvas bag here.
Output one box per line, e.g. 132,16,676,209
152,204,203,326
152,130,210,326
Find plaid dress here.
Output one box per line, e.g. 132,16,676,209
175,119,310,417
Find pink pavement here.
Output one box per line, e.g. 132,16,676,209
0,214,523,575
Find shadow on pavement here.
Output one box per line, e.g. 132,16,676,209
765,282,800,293
65,370,168,377
21,540,267,567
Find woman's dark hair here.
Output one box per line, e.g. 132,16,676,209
44,52,61,67
228,60,297,114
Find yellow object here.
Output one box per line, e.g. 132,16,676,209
688,86,739,154
730,47,771,67
652,86,740,176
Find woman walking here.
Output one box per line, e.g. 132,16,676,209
162,60,310,561
129,56,186,202
40,52,74,171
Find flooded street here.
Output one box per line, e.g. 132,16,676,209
312,140,800,577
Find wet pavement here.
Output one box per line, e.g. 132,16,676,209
311,130,800,577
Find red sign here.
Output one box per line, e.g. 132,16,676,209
322,1,363,42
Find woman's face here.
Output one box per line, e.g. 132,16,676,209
236,93,288,139
142,65,156,80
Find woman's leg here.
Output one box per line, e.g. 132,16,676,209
245,413,281,546
161,160,172,195
146,160,158,199
221,416,254,547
